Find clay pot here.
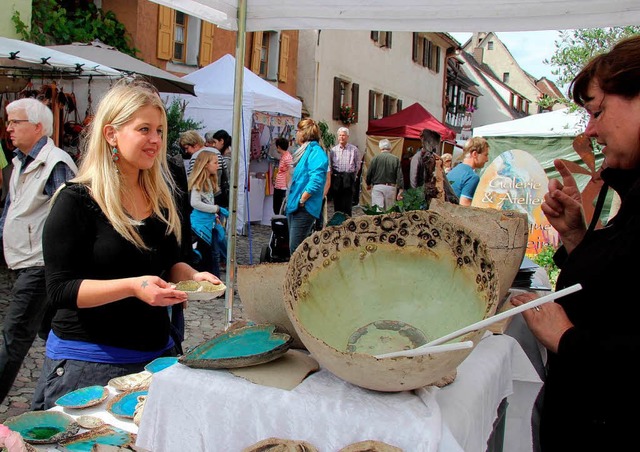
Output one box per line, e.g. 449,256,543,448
237,262,305,349
283,210,500,392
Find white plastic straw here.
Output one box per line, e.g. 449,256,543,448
375,340,474,359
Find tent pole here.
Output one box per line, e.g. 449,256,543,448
224,0,248,329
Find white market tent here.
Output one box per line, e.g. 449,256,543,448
473,108,590,181
168,54,301,234
148,0,640,325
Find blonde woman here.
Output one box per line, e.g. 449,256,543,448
286,118,329,252
189,151,227,277
32,81,221,410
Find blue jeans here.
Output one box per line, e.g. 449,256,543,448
287,207,318,253
0,267,48,404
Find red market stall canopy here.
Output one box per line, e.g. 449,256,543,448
367,102,456,141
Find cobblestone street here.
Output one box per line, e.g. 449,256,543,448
0,223,273,422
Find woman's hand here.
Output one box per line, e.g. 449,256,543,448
541,159,587,252
510,291,574,354
192,271,223,285
132,275,188,307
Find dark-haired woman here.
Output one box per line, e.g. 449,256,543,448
512,35,640,451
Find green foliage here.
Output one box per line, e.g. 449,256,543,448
318,120,336,150
545,27,640,89
12,0,137,56
165,98,204,157
532,245,560,290
536,93,566,110
361,188,426,215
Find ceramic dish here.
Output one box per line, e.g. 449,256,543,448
57,425,135,451
55,385,109,409
179,323,293,369
106,388,149,419
144,356,178,373
75,415,105,430
175,280,226,300
108,370,152,392
4,410,79,444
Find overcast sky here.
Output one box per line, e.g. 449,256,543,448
450,31,563,86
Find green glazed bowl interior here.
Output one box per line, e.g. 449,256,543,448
284,210,499,392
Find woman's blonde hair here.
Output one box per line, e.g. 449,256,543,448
188,151,219,194
297,118,320,143
72,80,180,249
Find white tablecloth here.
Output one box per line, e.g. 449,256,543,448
136,334,541,452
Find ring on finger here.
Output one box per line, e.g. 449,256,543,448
534,306,541,312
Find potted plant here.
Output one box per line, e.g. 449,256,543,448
339,104,357,125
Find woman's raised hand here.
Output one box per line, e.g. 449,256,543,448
541,159,587,252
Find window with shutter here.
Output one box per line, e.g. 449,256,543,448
351,84,359,124
278,33,290,83
412,33,419,63
157,5,174,60
333,77,342,120
173,11,188,62
198,21,215,67
251,32,263,73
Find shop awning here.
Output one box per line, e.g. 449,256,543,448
51,41,196,96
0,36,121,80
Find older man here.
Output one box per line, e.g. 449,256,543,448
0,98,77,404
329,127,361,216
366,139,404,211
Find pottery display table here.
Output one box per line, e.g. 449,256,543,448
136,334,541,452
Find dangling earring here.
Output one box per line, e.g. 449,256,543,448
112,147,119,162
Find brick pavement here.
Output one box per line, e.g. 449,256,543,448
0,222,273,422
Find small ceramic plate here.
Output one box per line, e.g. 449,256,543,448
175,280,226,300
144,356,178,373
179,323,293,369
108,371,152,392
4,411,80,444
75,415,105,430
57,425,135,451
55,385,109,409
107,388,149,419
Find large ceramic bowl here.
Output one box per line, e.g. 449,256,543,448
283,210,500,392
429,199,528,302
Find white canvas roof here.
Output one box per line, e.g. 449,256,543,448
0,36,121,78
183,53,301,116
149,0,640,32
473,109,585,138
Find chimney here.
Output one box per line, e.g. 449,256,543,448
473,47,484,64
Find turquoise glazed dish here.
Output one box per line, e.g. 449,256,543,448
58,425,135,451
55,385,109,409
106,388,149,419
144,356,178,374
179,323,293,369
4,410,80,444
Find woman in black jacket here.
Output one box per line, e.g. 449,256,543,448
512,35,640,451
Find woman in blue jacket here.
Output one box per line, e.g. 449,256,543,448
286,119,329,253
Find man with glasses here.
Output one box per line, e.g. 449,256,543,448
0,98,77,404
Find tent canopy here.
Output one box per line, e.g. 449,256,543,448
50,41,196,96
473,108,592,184
183,54,301,116
474,108,584,138
149,0,640,32
171,54,301,233
367,103,456,141
0,36,121,79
